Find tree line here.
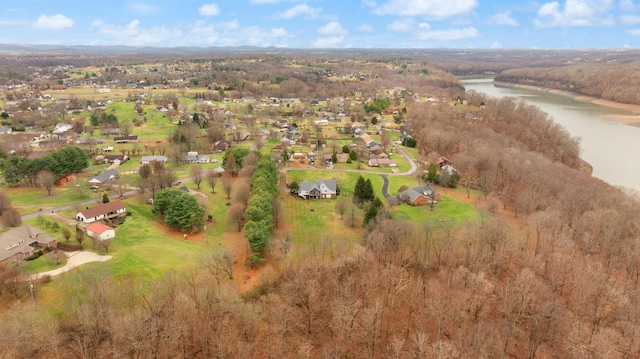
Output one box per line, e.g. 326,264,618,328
0,146,88,187
496,63,640,106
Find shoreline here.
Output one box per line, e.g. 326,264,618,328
493,81,640,125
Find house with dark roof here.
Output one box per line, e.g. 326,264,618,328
76,201,126,223
88,169,119,188
114,135,138,143
0,225,57,263
104,154,128,165
398,185,441,206
214,140,233,153
298,179,338,199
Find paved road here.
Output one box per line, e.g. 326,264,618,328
29,251,112,279
281,142,418,177
380,174,393,204
21,189,139,221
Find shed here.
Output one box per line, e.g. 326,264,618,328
86,222,115,241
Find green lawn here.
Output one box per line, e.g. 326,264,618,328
286,170,385,198
391,194,479,225
20,251,67,273
6,186,94,214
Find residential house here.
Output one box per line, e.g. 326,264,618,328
101,128,121,136
214,140,233,153
0,225,57,263
114,135,138,143
76,138,104,146
76,200,127,223
104,154,128,165
298,179,338,199
86,222,115,241
140,155,167,165
179,151,210,164
88,169,119,188
53,123,73,134
368,158,397,167
437,156,452,168
271,141,291,152
398,185,441,206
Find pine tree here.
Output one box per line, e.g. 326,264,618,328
354,175,365,203
363,179,375,202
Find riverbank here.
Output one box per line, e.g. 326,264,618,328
493,81,640,126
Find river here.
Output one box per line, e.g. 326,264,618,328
462,79,640,192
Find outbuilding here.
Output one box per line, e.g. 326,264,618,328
86,222,115,241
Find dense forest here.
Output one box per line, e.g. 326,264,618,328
496,63,640,105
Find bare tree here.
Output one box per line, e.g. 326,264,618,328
37,170,56,196
75,228,85,245
231,178,251,206
62,228,71,242
206,169,219,193
0,205,21,227
335,198,348,219
202,249,235,281
190,164,204,189
0,191,12,216
227,202,246,231
222,174,233,199
113,179,128,198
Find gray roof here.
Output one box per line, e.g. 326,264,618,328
299,179,337,193
399,185,435,202
0,225,56,262
89,168,119,184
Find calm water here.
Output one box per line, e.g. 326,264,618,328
463,79,640,192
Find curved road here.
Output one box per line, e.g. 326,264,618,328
281,142,418,177
282,142,419,204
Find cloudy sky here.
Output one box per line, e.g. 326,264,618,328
1,0,640,48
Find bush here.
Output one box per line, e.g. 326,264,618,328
57,242,84,251
25,250,44,261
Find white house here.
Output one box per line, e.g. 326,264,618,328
298,179,337,199
86,222,115,241
76,201,126,224
140,155,168,165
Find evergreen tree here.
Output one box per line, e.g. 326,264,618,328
364,197,383,226
354,175,366,203
363,179,375,202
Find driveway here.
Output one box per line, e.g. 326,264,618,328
31,251,112,279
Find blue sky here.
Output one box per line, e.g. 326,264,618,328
1,0,640,48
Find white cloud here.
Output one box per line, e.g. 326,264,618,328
187,20,290,46
128,2,161,16
489,11,518,26
620,0,637,11
313,36,346,47
413,26,479,40
33,14,74,30
490,41,503,48
277,4,322,19
359,23,374,32
89,19,183,45
388,19,415,32
369,0,477,19
318,21,348,35
627,28,640,35
621,14,640,24
199,3,220,16
534,0,616,27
